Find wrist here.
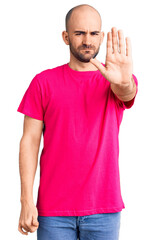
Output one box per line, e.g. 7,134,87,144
20,196,34,204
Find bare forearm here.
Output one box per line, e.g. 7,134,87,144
19,137,40,203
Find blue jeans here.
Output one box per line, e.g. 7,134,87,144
37,211,121,240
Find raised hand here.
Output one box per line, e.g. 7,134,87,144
90,27,133,87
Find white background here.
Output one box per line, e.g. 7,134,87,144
0,0,155,239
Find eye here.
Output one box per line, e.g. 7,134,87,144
75,33,83,35
91,33,99,35
75,32,99,36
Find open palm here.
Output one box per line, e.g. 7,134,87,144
90,27,133,86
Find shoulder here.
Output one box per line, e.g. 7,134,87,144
30,64,66,95
36,64,65,81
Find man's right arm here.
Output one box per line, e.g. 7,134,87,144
18,115,43,235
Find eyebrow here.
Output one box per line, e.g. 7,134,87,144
74,31,100,34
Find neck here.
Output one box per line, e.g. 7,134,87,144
68,56,98,72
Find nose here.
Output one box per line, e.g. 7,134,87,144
82,34,91,46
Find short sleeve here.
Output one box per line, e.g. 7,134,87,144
113,73,138,110
17,74,44,120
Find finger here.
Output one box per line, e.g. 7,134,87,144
126,37,132,57
18,223,28,235
107,32,112,55
24,224,37,233
32,220,39,226
118,29,125,55
90,58,106,76
26,222,37,232
32,216,39,227
112,27,118,53
23,224,31,232
29,225,38,233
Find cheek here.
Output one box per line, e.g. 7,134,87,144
73,41,82,50
74,38,83,47
70,37,80,47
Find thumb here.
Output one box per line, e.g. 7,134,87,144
32,216,39,226
90,58,106,77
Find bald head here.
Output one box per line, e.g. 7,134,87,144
65,4,102,33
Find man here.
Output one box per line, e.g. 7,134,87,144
17,4,138,240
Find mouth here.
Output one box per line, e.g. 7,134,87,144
81,49,93,52
82,48,93,50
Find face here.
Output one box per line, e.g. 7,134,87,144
63,8,104,63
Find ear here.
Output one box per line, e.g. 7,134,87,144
62,31,69,45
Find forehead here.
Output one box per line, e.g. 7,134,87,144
69,8,101,32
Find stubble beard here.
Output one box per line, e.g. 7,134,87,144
68,40,100,63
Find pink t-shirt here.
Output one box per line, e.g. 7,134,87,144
17,62,138,216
